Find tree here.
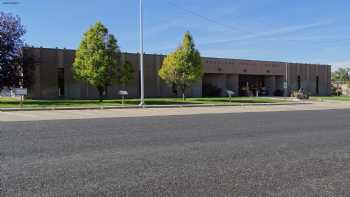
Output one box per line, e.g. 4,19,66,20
332,67,350,83
117,60,134,89
73,22,120,101
159,31,203,100
0,12,26,90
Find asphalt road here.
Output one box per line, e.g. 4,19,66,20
1,109,350,197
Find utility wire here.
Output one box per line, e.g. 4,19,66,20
165,1,253,35
165,1,338,46
1,1,21,5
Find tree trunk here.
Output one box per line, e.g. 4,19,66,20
104,86,108,99
172,83,178,96
97,87,104,102
181,87,186,102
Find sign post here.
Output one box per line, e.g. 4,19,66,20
15,88,27,108
118,90,128,105
226,90,235,103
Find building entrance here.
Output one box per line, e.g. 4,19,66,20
239,75,267,96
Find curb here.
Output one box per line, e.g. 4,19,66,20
316,99,347,103
0,102,310,112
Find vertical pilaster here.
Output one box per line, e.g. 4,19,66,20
156,55,161,97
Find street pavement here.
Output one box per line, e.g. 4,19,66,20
1,109,350,196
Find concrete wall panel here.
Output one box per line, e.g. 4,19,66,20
24,47,331,99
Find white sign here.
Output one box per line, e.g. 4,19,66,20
15,88,28,96
226,90,235,96
118,90,128,96
283,82,288,89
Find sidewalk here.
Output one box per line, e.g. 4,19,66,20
1,101,350,122
0,101,305,112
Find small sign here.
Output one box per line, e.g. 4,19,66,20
118,90,128,96
283,82,288,89
226,90,235,96
15,88,27,96
118,90,128,105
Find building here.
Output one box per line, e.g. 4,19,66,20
24,47,332,99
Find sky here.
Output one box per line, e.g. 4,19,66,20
2,0,350,69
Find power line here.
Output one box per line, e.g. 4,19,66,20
165,2,339,47
2,1,20,5
165,1,253,35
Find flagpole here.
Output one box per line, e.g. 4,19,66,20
139,0,145,106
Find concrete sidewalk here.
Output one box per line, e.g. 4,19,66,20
1,101,350,122
0,101,303,112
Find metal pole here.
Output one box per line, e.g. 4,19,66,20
139,0,145,106
20,95,23,108
20,67,24,108
285,62,288,97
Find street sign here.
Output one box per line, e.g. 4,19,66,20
283,82,288,89
15,88,27,96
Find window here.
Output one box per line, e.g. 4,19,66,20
297,76,301,90
57,68,64,97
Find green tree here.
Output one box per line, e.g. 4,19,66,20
0,12,26,90
73,22,120,101
159,31,203,100
117,60,134,89
332,67,350,83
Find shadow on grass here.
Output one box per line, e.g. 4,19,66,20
143,100,196,105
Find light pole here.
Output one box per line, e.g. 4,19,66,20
284,62,289,97
139,0,145,106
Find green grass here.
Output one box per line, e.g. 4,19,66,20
311,96,350,101
0,97,288,108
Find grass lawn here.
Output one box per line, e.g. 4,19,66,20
311,96,350,101
0,97,288,108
